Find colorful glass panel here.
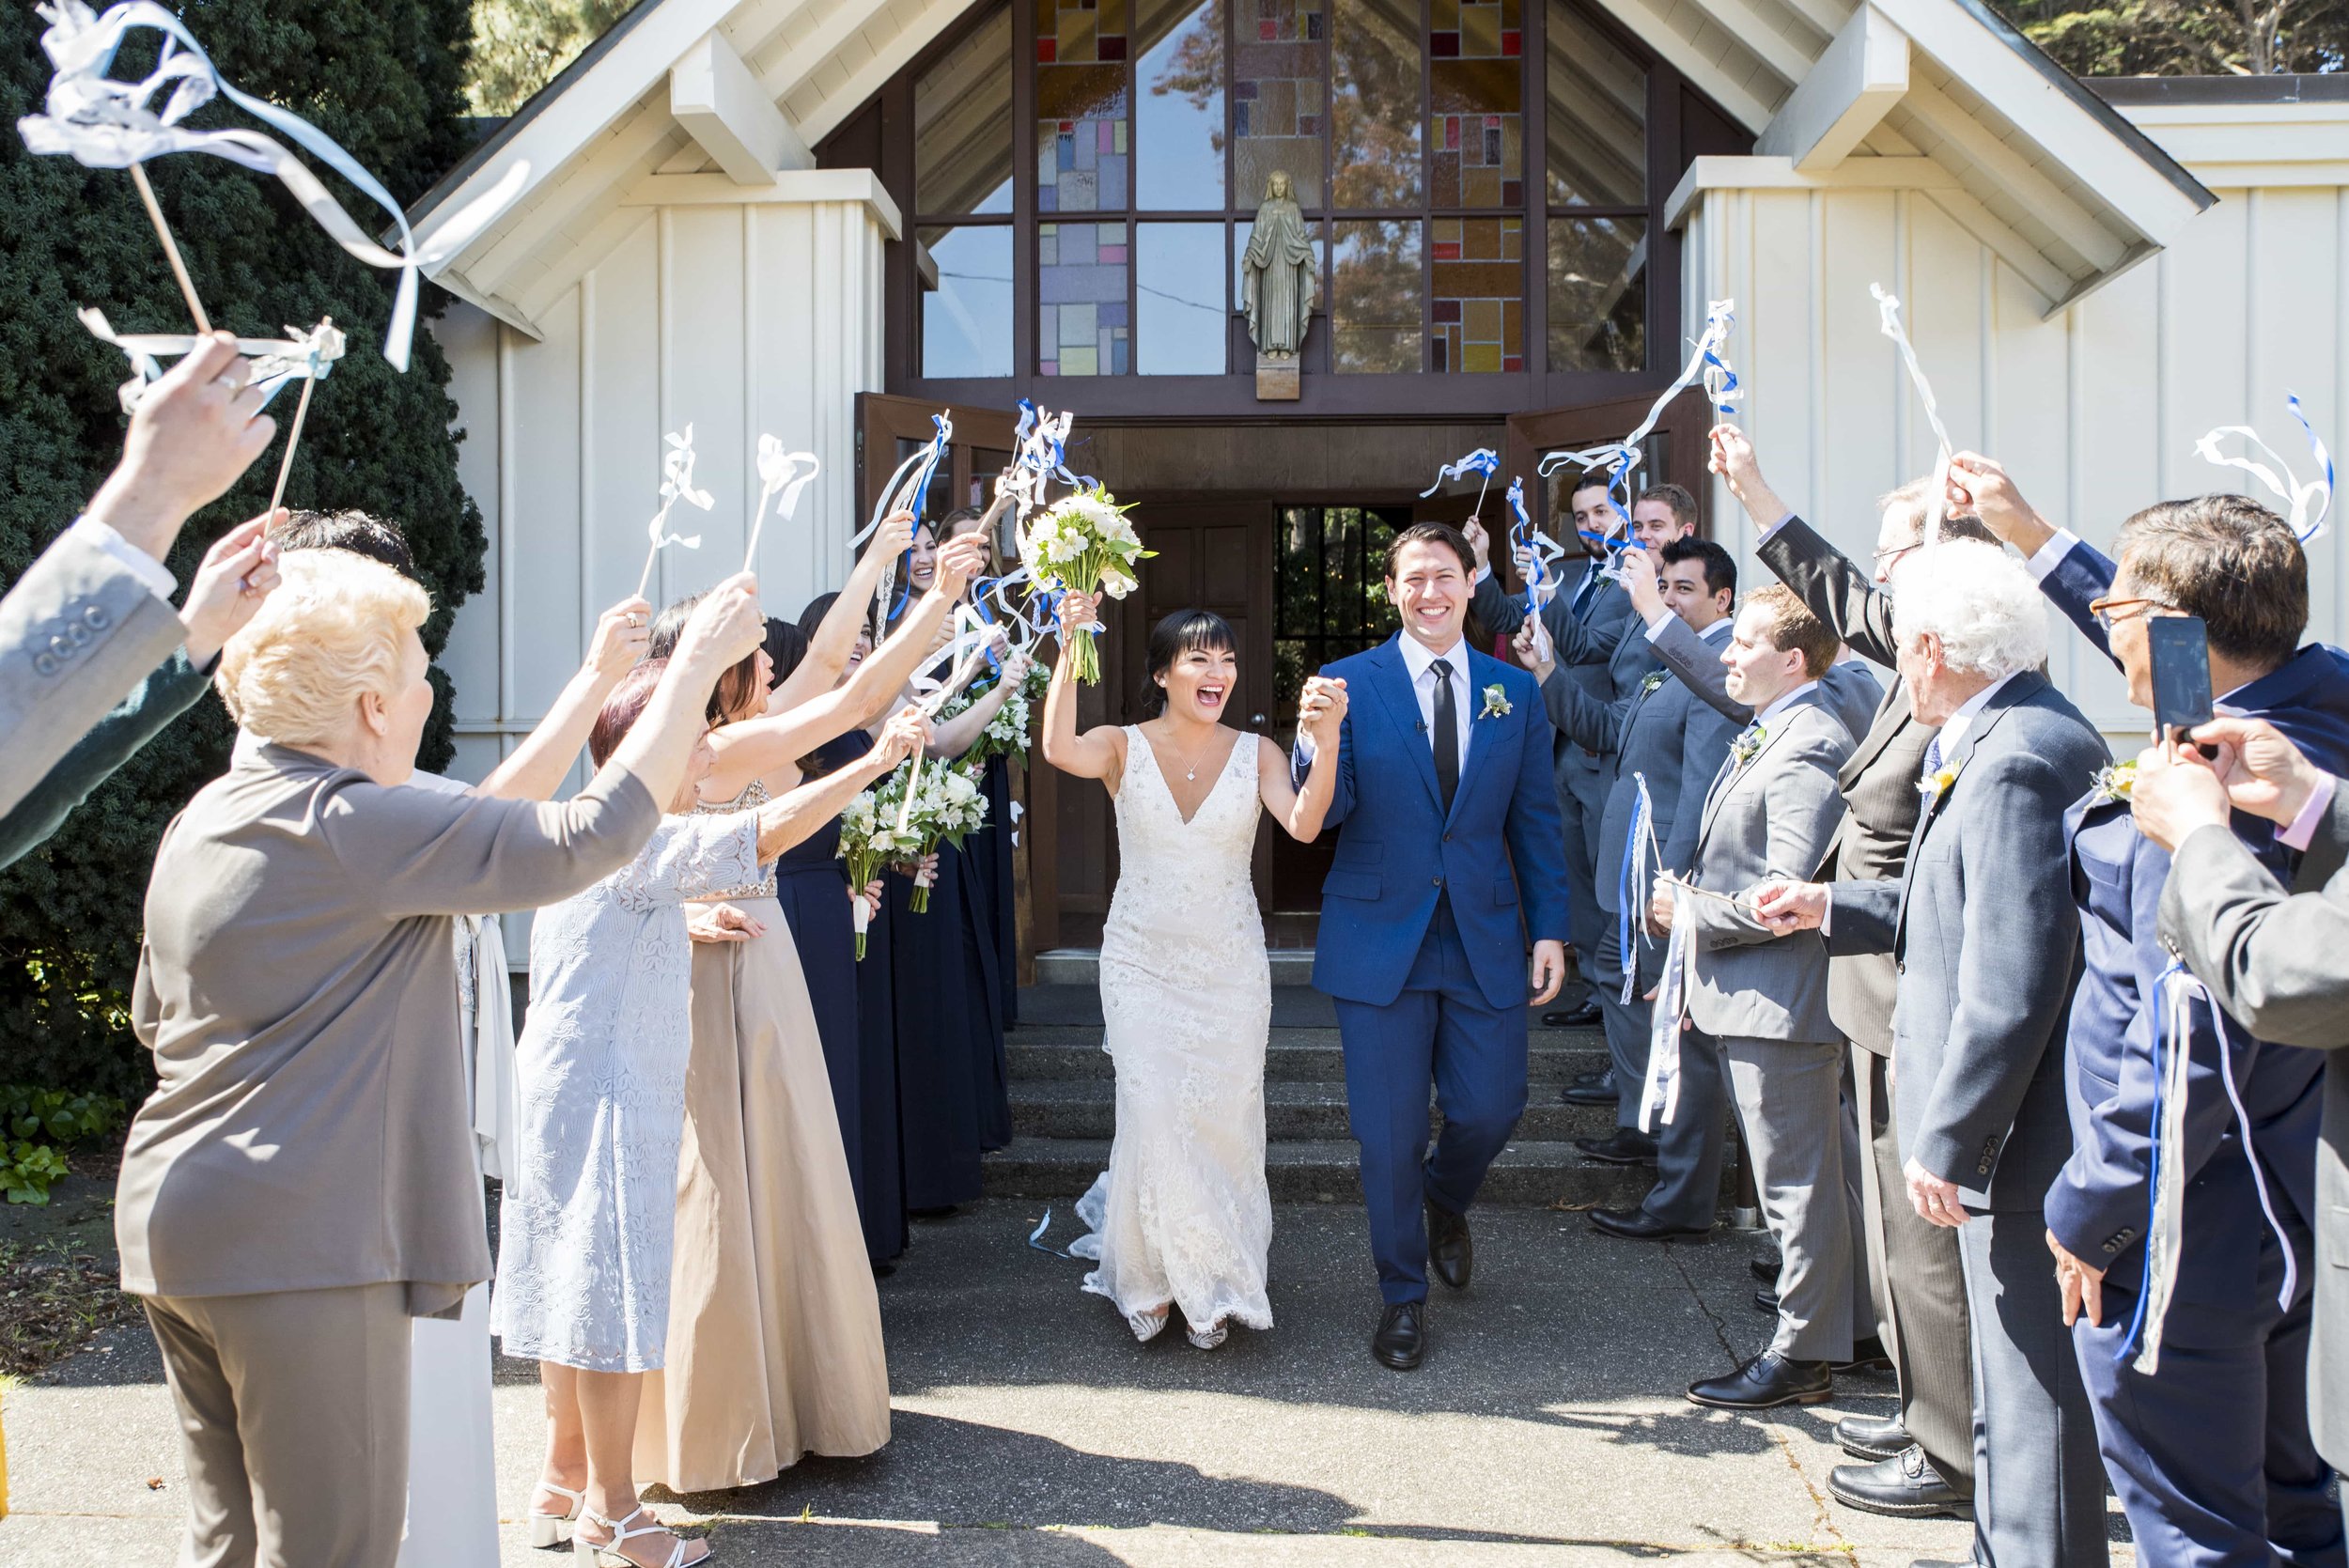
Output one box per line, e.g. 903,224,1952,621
1330,0,1420,210
1235,0,1327,209
1430,0,1521,209
1330,218,1422,371
1036,0,1130,214
1431,215,1521,372
1040,220,1132,375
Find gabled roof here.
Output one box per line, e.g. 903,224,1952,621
411,0,2214,334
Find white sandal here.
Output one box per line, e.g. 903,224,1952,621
529,1481,584,1549
573,1505,710,1567
1187,1318,1229,1351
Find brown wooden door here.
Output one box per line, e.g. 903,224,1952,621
1501,386,1716,583
855,392,1022,528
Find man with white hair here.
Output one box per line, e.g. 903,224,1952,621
1754,539,2112,1568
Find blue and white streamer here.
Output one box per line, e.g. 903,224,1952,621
1420,445,1500,501
848,411,953,627
1638,884,1692,1134
1539,299,1738,567
18,1,528,372
1506,474,1566,618
1616,773,1656,1006
77,306,342,414
1870,284,1955,549
2196,395,2334,545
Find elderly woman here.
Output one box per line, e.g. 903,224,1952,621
116,549,760,1568
494,662,926,1566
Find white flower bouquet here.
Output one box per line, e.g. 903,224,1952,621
835,788,922,959
1025,486,1152,685
875,759,992,914
966,659,1049,768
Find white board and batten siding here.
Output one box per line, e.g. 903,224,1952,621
436,178,894,793
1676,99,2349,744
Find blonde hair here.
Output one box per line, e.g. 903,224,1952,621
216,549,430,745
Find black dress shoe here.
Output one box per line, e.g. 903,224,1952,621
1829,1445,1971,1519
1686,1350,1833,1410
1543,1000,1603,1028
1749,1257,1781,1284
1753,1288,1780,1315
1560,1075,1618,1107
1574,1127,1657,1166
1831,1334,1893,1374
1426,1200,1472,1290
1834,1412,1911,1462
1589,1206,1712,1243
1371,1301,1426,1370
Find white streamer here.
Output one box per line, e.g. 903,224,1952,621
1870,284,1954,550
1638,885,1693,1133
2196,395,2334,545
742,436,818,573
635,425,713,598
77,306,341,414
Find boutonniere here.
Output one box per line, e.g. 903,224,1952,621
1919,758,1965,801
1480,684,1511,720
2087,759,2136,806
1730,724,1766,767
1638,671,1668,698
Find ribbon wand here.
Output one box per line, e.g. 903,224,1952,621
636,425,714,600
127,163,208,332
265,317,342,514
742,437,819,574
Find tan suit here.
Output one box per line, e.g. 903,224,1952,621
121,745,660,1568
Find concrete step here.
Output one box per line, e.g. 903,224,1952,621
1016,984,1602,1032
1006,1025,1611,1084
1034,948,1317,987
982,1136,1663,1207
1008,1079,1620,1142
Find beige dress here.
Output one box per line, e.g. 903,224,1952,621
635,779,892,1492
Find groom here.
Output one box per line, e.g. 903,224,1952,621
1301,522,1570,1370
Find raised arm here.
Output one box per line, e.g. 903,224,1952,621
477,597,650,800
1040,592,1127,784
754,707,928,860
1715,427,1903,670
1947,453,2117,665
1519,617,1631,755
926,643,1026,758
1258,676,1347,841
770,511,915,712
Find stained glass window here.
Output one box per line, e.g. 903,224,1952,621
1037,0,1130,214
1040,220,1131,375
1431,0,1522,210
1432,216,1522,372
1330,0,1420,210
1235,0,1326,210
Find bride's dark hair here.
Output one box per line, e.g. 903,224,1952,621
1142,609,1237,718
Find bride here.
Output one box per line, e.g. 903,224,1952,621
1042,593,1347,1348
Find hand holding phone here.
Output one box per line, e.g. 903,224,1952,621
2146,614,2214,752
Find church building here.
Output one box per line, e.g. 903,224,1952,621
406,0,2349,946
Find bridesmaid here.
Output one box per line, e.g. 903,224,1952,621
630,522,987,1494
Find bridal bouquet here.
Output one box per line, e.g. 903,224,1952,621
874,759,992,914
967,659,1049,768
836,790,921,959
1026,487,1151,685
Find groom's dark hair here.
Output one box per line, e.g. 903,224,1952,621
1384,521,1476,581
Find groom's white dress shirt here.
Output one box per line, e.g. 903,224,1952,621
1395,631,1476,763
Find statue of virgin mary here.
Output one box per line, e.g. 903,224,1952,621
1241,170,1316,360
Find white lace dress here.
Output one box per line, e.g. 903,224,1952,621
490,812,763,1374
1072,728,1275,1338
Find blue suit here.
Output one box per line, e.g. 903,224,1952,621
1311,636,1569,1303
2042,537,2349,1568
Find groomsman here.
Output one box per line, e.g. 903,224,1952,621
1468,482,1696,1042
1518,538,1739,1234
1757,540,2111,1568
1656,587,1857,1408
1952,461,2349,1566
1699,427,1995,1519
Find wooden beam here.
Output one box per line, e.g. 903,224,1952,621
1582,0,1780,132
466,101,682,297
619,167,906,240
1755,5,1908,173
1690,0,1824,87
795,0,974,145
671,28,812,183
1897,81,2126,272
1665,152,1955,228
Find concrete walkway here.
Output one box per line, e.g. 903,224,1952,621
4,1202,2129,1564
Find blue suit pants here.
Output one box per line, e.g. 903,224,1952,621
1333,897,1529,1305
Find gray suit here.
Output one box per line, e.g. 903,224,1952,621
1475,563,1655,992
0,525,186,818
1684,692,1856,1360
2160,779,2349,1470
1828,673,2111,1568
1545,616,1738,1227
1753,514,1973,1490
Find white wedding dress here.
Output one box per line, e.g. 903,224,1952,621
1072,726,1275,1340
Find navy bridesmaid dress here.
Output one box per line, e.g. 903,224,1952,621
773,730,908,1263
890,833,988,1210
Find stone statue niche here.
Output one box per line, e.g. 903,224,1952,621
1240,169,1316,400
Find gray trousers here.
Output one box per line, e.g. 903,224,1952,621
1719,1033,1855,1362
1594,915,1725,1230
145,1282,412,1568
1857,1046,1977,1492
1957,1209,2109,1568
1558,761,1608,992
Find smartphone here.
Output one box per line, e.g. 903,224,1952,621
2147,614,2214,742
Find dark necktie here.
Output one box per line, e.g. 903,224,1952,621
1568,567,1600,620
1430,658,1459,812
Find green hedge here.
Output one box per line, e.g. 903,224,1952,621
0,0,487,1099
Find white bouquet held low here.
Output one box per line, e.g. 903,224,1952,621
835,789,920,959
1026,486,1152,684
873,760,992,914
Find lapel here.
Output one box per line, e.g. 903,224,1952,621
1698,692,1810,844
1450,646,1502,824
1892,672,2043,942
1841,680,1915,792
1569,561,1607,622
1366,636,1444,815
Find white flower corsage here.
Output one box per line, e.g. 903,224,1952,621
1731,724,1766,767
2089,760,2136,806
1638,671,1668,698
1919,758,1964,801
1480,683,1511,720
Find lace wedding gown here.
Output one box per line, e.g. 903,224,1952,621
1072,727,1274,1340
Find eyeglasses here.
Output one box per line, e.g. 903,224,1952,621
2085,595,2178,632
1871,541,1920,567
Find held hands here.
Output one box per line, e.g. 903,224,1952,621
1943,453,2051,551
179,510,284,666
997,644,1035,688
89,334,279,560
864,510,917,574
1751,880,1829,935
1528,939,1568,1005
1906,1157,1968,1229
2136,718,2324,848
585,596,654,682
913,850,941,890
675,572,764,669
687,903,766,944
1298,675,1348,749
2047,1228,2106,1327
1646,873,1674,937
